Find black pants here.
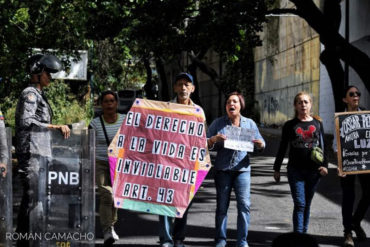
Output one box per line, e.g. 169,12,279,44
16,153,49,247
340,173,370,233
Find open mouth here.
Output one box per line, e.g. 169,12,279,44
229,107,236,113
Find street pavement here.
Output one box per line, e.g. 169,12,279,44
10,128,370,246
94,129,370,247
95,158,370,247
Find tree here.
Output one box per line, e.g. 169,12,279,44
183,0,270,107
0,1,146,104
123,0,270,109
119,0,194,100
268,0,370,111
84,1,147,93
0,0,96,127
0,0,90,99
0,0,272,121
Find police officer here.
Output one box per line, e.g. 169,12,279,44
15,54,70,246
0,108,8,178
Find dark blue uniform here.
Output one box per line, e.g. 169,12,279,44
15,85,53,167
15,84,53,247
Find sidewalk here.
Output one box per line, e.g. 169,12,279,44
10,128,370,246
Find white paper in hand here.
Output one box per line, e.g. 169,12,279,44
224,125,255,152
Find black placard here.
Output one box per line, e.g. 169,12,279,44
335,111,370,174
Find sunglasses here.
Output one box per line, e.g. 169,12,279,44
349,91,361,97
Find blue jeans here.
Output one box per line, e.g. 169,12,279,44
215,170,251,247
158,201,192,244
340,173,370,233
287,167,321,233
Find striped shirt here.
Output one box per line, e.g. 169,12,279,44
0,108,8,164
90,114,125,162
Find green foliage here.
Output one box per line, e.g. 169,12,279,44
0,0,89,99
1,97,16,130
219,44,258,120
184,0,267,60
0,0,270,121
0,81,93,129
89,39,146,93
44,81,93,125
10,7,29,29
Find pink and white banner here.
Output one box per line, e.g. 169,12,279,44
108,99,211,217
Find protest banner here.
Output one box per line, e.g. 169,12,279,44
335,111,370,175
108,99,211,218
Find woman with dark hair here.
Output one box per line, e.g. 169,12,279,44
333,86,370,247
273,91,328,234
90,90,125,246
207,91,265,247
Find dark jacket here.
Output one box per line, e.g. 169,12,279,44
15,85,52,157
274,117,328,172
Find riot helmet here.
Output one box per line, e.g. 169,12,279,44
27,54,63,75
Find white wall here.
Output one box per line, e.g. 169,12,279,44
339,1,370,43
319,48,335,134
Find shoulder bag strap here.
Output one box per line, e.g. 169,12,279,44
99,115,111,146
319,120,324,154
320,132,324,153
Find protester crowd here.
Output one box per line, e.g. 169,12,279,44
0,54,369,247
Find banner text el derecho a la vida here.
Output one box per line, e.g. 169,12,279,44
108,99,211,217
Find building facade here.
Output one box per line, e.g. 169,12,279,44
255,0,370,134
254,0,321,127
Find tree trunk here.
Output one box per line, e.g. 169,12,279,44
188,63,202,106
320,49,345,111
271,0,370,111
188,51,219,85
143,58,154,99
291,0,370,99
320,0,344,111
187,49,222,107
155,59,170,101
